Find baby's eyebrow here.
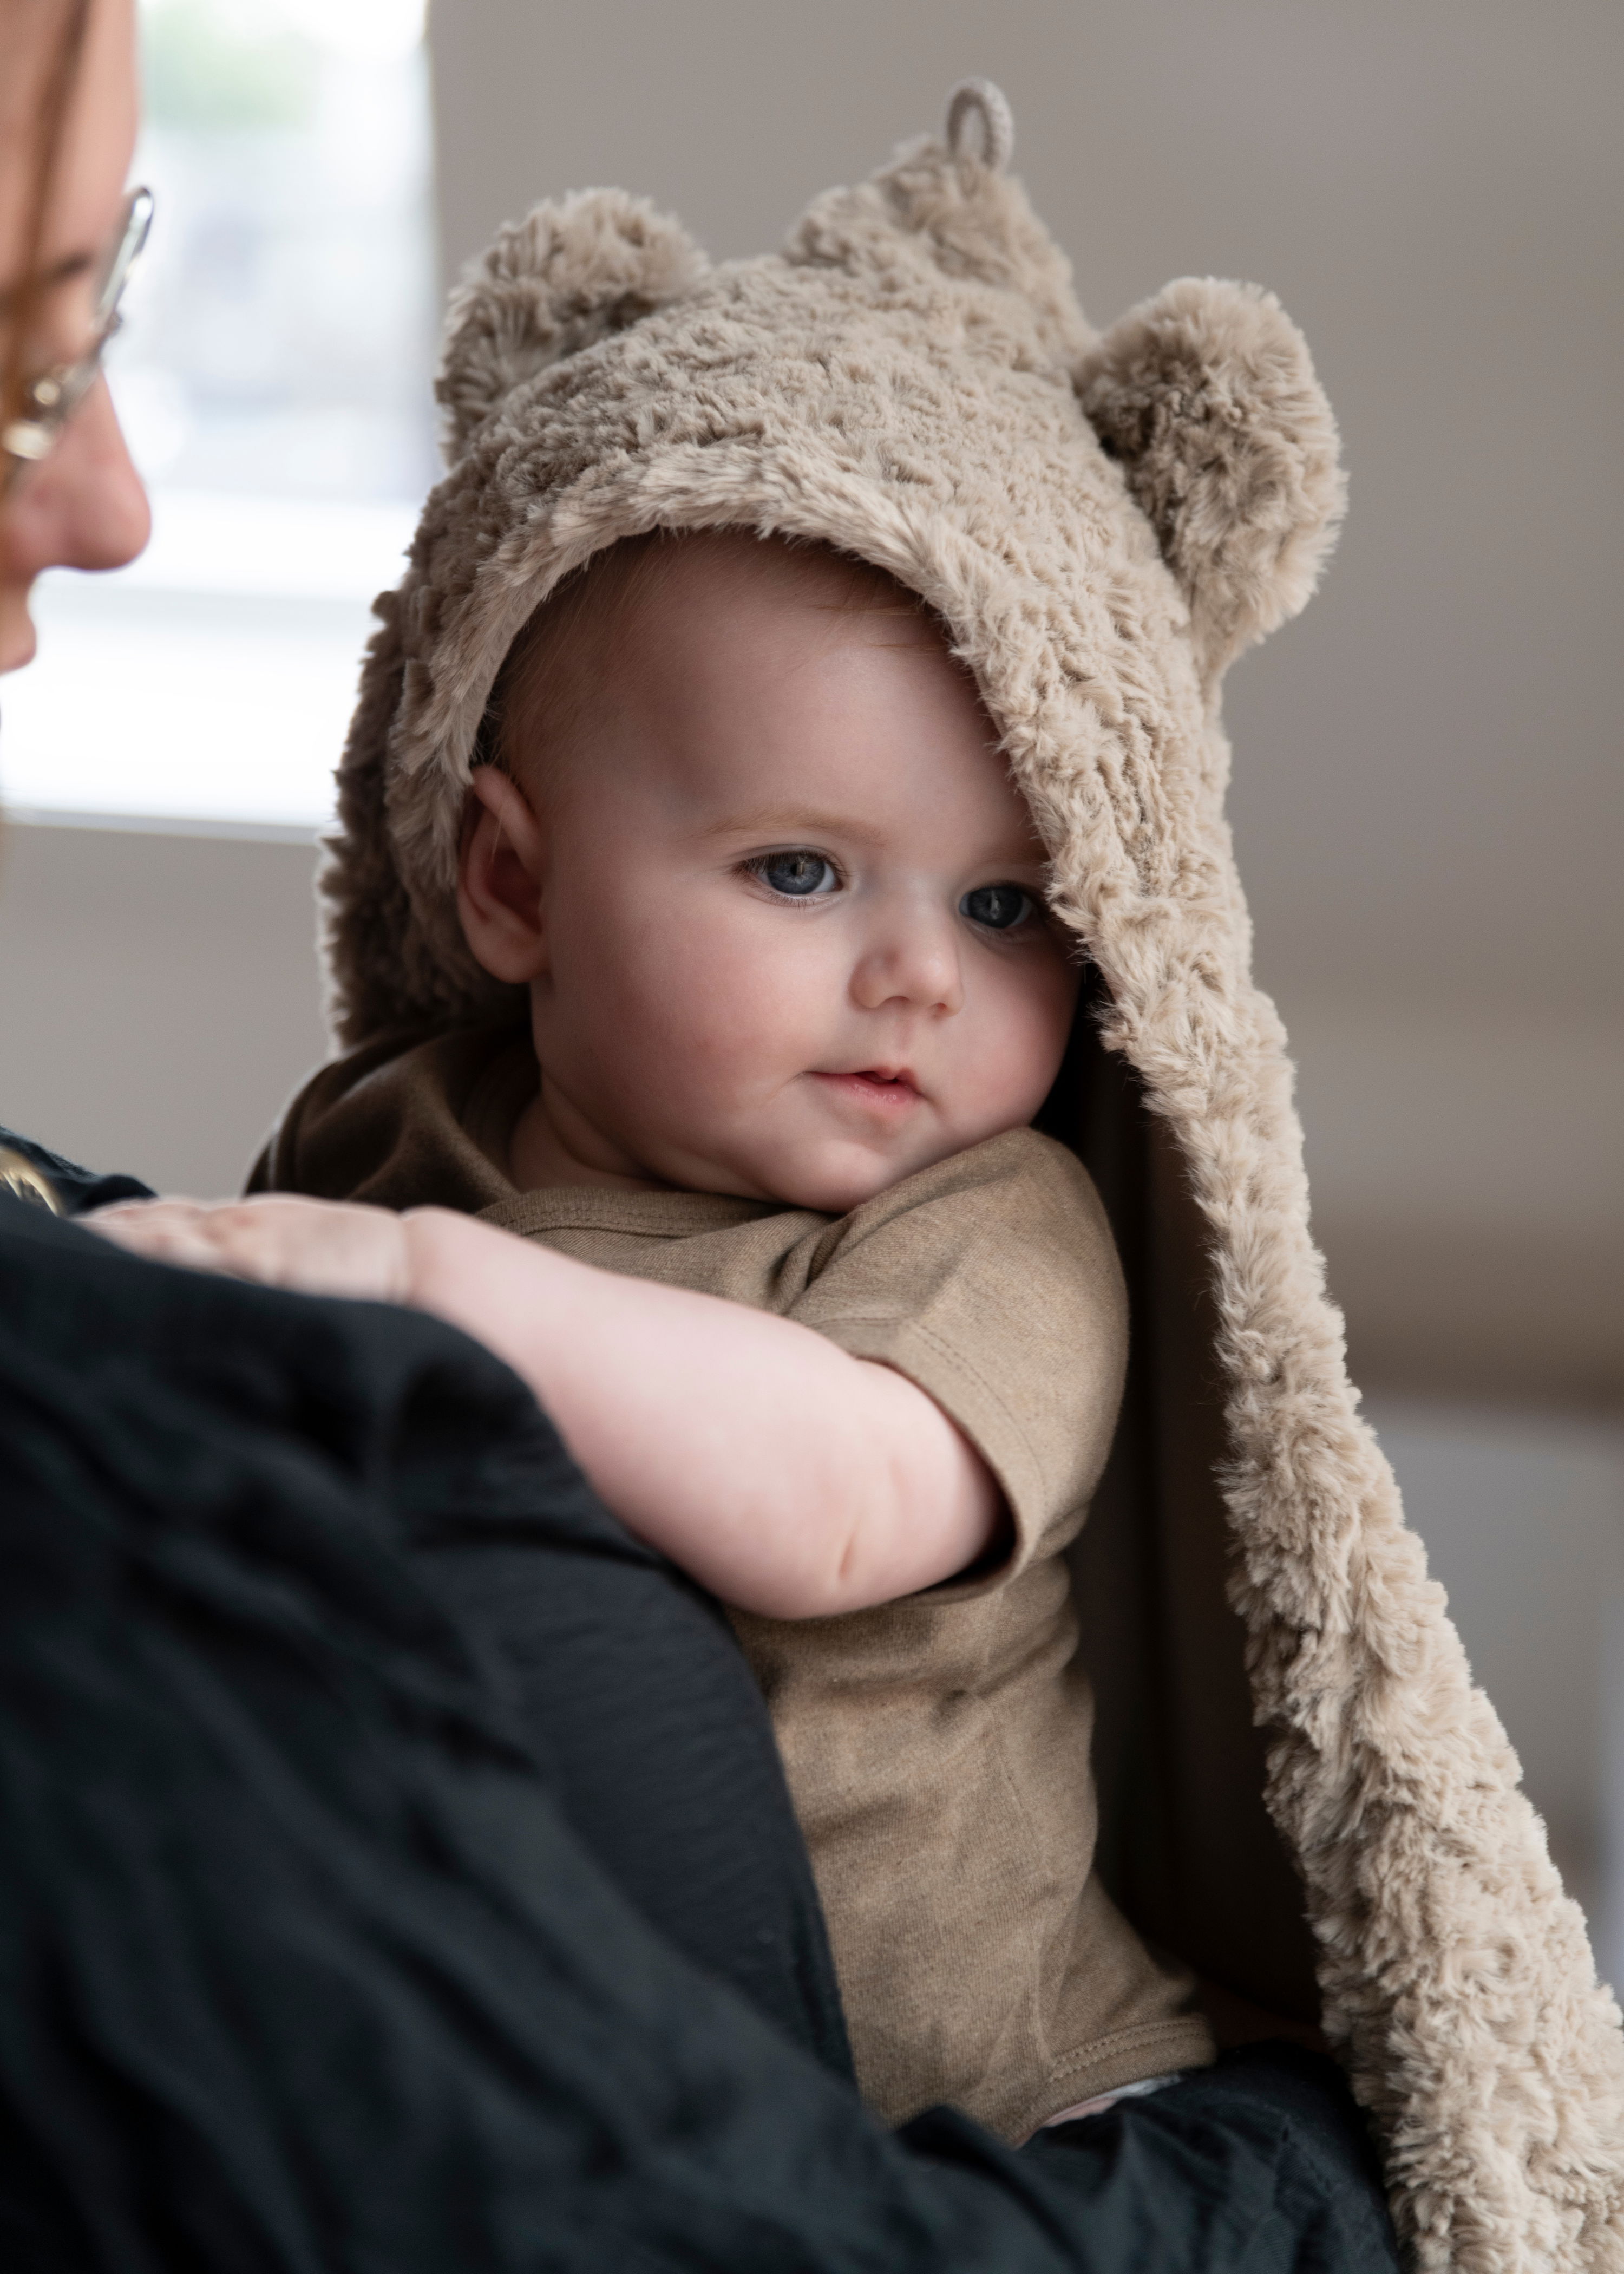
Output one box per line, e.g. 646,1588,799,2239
698,806,879,842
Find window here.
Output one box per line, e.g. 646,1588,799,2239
2,0,435,834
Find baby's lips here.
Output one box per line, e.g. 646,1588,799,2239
820,1063,919,1089
810,1067,924,1109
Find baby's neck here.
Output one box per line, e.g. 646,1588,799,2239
507,1083,672,1196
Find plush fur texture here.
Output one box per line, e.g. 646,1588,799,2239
1076,277,1346,688
319,95,1624,2269
435,189,709,463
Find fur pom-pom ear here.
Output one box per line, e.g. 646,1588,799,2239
435,189,709,464
1076,278,1345,687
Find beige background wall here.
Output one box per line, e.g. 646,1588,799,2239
0,821,326,1194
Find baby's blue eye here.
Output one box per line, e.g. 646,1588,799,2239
961,883,1033,931
758,851,838,898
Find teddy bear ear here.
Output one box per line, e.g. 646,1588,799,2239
1076,277,1346,688
435,188,709,465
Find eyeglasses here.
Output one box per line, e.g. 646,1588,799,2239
1,185,154,489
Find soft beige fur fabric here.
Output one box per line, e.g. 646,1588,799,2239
319,89,1624,2269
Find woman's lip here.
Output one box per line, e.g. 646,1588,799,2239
810,1069,922,1109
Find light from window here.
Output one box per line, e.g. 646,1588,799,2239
2,0,436,835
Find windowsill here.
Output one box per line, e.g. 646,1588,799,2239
2,805,323,846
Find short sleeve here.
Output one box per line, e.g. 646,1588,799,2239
785,1128,1128,1593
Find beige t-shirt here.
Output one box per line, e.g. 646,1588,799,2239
254,1026,1215,2139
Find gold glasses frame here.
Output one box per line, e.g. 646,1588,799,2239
1,184,154,491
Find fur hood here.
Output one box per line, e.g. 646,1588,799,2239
321,82,1624,2270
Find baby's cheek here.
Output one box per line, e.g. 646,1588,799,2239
682,970,809,1102
964,959,1077,1126
657,919,829,1088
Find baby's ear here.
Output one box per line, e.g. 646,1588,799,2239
456,768,549,986
436,188,709,464
1076,278,1345,690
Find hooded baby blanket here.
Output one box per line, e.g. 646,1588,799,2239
312,81,1624,2271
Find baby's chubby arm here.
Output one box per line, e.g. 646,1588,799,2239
90,1195,1004,1619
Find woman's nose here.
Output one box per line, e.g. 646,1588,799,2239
6,378,150,579
849,904,965,1017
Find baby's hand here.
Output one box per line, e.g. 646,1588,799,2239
87,1193,412,1304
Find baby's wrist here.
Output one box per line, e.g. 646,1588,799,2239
396,1206,465,1309
395,1205,547,1329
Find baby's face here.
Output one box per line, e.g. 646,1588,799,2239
492,537,1080,1213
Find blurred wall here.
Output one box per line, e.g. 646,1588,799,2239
0,822,325,1195
431,0,1623,1408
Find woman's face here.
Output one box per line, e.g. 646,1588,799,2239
0,0,148,674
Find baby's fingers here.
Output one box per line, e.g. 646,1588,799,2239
86,1199,238,1275
87,1197,313,1287
200,1196,412,1300
87,1194,411,1303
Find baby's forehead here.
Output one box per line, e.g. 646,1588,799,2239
503,550,1040,869
496,528,966,786
514,528,941,677
598,532,945,664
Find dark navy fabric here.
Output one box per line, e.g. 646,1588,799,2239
0,1187,1402,2270
0,1120,156,1212
1025,2043,1403,2270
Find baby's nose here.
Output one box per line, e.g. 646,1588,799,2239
849,912,964,1016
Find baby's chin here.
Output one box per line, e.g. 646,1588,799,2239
706,1129,983,1218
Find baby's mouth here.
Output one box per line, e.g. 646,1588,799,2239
811,1067,922,1111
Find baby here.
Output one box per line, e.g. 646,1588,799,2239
99,528,1214,2140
